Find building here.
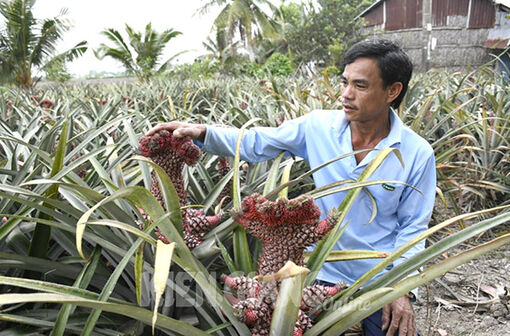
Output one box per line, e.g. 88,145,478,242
358,0,510,72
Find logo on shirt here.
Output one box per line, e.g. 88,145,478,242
382,183,395,191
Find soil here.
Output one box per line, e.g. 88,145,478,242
413,226,510,336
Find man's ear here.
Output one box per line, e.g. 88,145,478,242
386,82,403,105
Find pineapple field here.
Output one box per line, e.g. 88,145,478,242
0,66,509,335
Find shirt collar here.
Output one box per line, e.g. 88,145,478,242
331,110,349,136
332,108,403,146
385,108,403,146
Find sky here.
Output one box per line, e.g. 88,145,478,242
32,0,229,77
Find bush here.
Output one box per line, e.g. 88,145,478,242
171,57,220,79
263,52,294,77
43,57,72,83
325,65,340,77
239,60,263,77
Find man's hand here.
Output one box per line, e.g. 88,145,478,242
381,295,416,336
146,121,207,142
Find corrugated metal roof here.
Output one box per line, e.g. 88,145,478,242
356,0,384,20
358,0,510,19
485,10,510,48
484,38,510,48
493,0,510,9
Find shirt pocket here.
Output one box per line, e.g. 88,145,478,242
365,183,405,219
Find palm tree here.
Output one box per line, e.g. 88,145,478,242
0,0,87,88
202,28,241,64
199,0,279,60
94,23,184,81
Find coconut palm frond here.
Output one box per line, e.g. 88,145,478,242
94,23,183,81
0,0,82,87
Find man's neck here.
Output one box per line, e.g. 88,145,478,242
350,114,391,148
350,110,391,164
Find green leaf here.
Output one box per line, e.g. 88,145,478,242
359,207,510,295
152,241,175,335
265,149,372,199
269,262,309,336
0,313,85,334
132,156,184,235
306,148,403,286
303,250,391,263
81,234,146,335
0,275,128,304
0,293,210,335
262,151,285,196
28,118,69,262
216,236,238,274
320,233,510,336
75,186,179,260
51,246,102,336
87,219,156,244
308,179,418,200
232,118,261,274
278,157,294,199
75,186,248,333
135,243,145,307
305,288,394,336
201,167,234,213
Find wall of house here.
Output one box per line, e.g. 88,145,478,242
362,23,492,72
361,0,501,72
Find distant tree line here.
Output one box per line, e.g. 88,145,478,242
0,0,374,86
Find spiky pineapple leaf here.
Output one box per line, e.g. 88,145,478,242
81,233,147,335
28,118,69,261
135,243,145,307
51,245,102,336
303,250,391,263
306,148,403,285
265,149,372,199
0,293,209,335
317,233,510,336
152,241,175,335
262,151,285,197
278,157,294,199
358,206,510,295
216,236,238,274
131,155,184,236
232,118,261,274
269,261,309,336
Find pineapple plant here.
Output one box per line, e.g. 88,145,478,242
222,193,345,335
0,68,507,335
138,129,223,248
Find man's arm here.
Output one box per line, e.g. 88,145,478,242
146,115,312,162
146,121,207,142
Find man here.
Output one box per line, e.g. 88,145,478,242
147,39,436,336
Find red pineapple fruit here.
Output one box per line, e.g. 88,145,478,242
217,157,232,203
139,129,200,204
232,193,338,275
223,193,343,335
138,130,222,248
300,282,345,314
40,99,53,109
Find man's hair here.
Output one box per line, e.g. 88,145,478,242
343,39,413,109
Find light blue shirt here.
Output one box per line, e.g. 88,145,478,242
201,109,436,286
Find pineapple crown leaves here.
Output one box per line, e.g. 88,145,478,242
138,129,200,166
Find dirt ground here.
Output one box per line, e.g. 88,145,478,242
413,230,510,336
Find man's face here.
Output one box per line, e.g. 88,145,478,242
340,57,396,123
